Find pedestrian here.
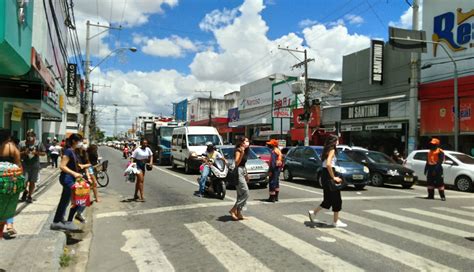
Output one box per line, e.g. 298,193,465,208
49,139,62,168
131,139,153,202
19,129,46,203
308,134,347,228
50,133,84,231
45,138,52,165
229,136,250,221
424,138,446,201
123,143,129,159
86,144,100,202
0,129,22,239
266,139,282,202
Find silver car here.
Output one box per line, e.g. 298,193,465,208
217,145,269,187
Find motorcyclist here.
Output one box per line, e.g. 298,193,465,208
195,142,225,197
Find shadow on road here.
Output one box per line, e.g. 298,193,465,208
216,215,237,222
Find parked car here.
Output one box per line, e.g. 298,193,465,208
405,150,474,192
218,145,269,188
345,150,417,189
250,145,272,166
283,146,370,190
337,145,368,152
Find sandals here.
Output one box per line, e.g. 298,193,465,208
6,227,17,238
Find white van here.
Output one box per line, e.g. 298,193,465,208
171,126,223,173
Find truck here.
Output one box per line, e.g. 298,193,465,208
143,118,180,165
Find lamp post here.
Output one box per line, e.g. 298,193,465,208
391,36,459,151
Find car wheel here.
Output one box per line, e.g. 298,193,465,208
455,175,473,192
355,184,365,190
401,183,413,189
371,172,384,187
283,167,293,181
171,157,177,169
184,160,191,174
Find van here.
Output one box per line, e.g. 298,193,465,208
171,126,223,173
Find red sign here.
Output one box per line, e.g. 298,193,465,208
31,48,55,90
420,97,474,135
292,106,321,128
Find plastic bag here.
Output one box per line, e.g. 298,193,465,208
71,177,91,207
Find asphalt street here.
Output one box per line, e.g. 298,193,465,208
87,147,474,271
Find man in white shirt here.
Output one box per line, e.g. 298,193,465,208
195,143,223,197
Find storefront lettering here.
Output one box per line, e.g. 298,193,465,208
370,40,384,84
432,8,474,56
349,104,379,119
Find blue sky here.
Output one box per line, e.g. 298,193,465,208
73,0,413,135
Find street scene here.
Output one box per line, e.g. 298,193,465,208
1,0,474,271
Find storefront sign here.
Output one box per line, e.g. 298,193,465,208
292,107,321,128
24,112,41,119
66,63,77,97
272,80,297,118
341,103,388,120
11,107,23,122
239,92,271,111
42,116,62,122
365,124,385,130
31,48,55,90
369,40,384,85
420,97,474,135
228,107,240,122
341,125,363,132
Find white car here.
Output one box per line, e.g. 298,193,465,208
404,150,474,192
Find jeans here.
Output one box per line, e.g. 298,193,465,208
51,153,59,168
199,165,210,194
269,169,281,194
53,175,79,223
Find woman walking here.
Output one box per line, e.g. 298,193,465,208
308,134,347,228
229,136,250,221
131,139,153,202
50,134,83,231
49,139,61,168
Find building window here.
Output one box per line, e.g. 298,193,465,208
67,113,78,122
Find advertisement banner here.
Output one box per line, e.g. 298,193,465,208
272,80,297,118
66,63,77,97
239,92,271,111
292,106,321,128
11,107,23,122
228,107,240,122
420,97,474,135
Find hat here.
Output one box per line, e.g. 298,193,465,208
26,129,36,136
430,138,440,145
266,139,279,147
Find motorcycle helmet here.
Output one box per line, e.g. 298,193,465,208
206,142,215,152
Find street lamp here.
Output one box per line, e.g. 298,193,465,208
390,36,459,151
88,47,137,73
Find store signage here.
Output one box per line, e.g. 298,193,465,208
292,107,321,128
341,125,363,132
239,92,271,111
67,63,77,97
42,116,62,122
31,48,55,90
341,103,388,120
228,107,240,122
24,112,41,120
369,40,384,85
272,80,297,118
11,107,23,122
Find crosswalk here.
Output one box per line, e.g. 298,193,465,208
121,206,474,271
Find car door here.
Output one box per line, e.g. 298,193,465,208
301,148,320,180
289,147,304,177
442,153,457,186
410,151,428,181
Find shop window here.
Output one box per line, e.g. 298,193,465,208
413,152,428,161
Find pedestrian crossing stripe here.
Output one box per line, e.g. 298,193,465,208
241,217,363,271
431,207,474,218
185,222,271,272
402,208,474,227
365,210,472,237
460,206,474,210
285,214,457,272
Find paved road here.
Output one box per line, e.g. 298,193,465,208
87,147,474,271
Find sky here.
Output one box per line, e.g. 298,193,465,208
71,0,415,136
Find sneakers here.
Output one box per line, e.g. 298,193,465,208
50,222,67,230
308,210,315,223
194,191,203,198
63,221,80,231
332,220,348,228
75,214,87,223
26,196,33,203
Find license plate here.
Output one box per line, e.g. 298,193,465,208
352,174,364,180
249,174,261,180
404,177,414,182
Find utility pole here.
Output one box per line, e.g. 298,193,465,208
407,0,419,154
279,47,314,146
90,83,110,143
113,103,118,138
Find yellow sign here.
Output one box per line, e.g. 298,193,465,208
11,107,23,122
59,95,64,111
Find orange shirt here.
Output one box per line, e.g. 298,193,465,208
427,148,443,165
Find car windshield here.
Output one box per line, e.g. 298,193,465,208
311,147,352,162
451,153,474,164
159,127,174,137
367,152,396,164
251,146,271,155
221,148,258,160
188,135,221,146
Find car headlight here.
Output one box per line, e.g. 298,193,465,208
386,169,399,176
363,166,370,173
334,166,347,174
190,152,198,157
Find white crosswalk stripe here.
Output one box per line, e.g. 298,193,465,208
461,206,474,210
365,209,472,237
402,208,474,227
285,214,457,272
185,222,271,272
121,229,175,272
241,217,363,271
325,212,474,260
432,207,474,218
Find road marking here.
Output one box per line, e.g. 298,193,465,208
185,222,271,272
285,214,457,272
121,229,175,272
156,166,236,202
279,182,323,195
365,210,472,237
432,207,474,218
328,212,474,260
240,217,363,271
461,206,474,210
402,208,474,227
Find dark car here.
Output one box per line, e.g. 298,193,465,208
283,146,370,190
250,145,272,166
345,150,417,189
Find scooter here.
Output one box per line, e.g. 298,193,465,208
200,158,228,200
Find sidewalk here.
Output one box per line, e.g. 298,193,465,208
0,160,65,271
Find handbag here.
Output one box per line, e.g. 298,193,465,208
327,170,346,191
228,165,239,186
146,163,153,171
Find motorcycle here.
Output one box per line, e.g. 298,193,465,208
199,158,228,200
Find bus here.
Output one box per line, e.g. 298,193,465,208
144,120,180,165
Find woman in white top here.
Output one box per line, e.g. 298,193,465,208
308,134,347,228
131,139,153,202
49,140,62,168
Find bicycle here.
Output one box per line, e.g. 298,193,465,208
94,160,110,187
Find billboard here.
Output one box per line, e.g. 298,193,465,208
421,0,474,83
272,79,297,118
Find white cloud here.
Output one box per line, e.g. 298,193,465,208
389,3,422,30
199,8,239,32
136,35,198,58
344,14,364,25
298,19,318,28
